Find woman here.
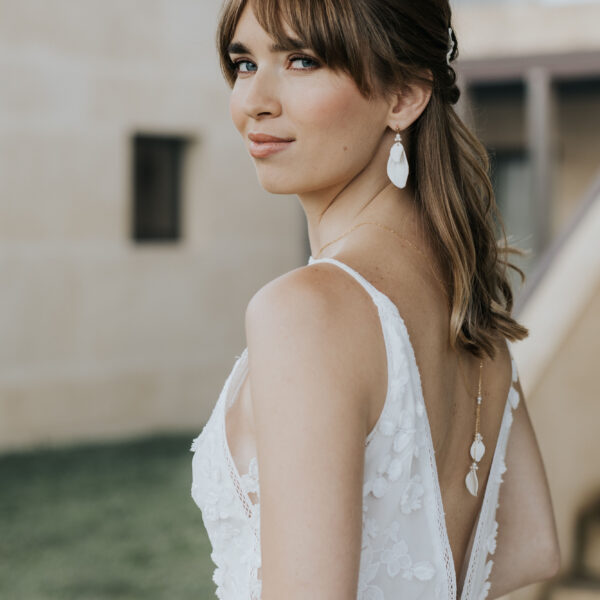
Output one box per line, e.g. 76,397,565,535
191,0,561,598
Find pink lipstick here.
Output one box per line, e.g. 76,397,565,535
248,132,295,158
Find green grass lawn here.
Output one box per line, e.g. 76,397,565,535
0,433,217,600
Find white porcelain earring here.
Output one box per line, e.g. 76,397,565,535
387,126,409,189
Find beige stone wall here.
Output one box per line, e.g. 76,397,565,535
453,2,600,59
0,0,305,451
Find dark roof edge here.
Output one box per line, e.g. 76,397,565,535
456,49,600,83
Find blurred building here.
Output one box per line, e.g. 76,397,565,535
0,0,304,451
1,0,599,597
455,0,600,267
453,1,600,598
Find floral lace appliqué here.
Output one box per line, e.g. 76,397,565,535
400,473,425,514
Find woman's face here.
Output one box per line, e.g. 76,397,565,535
228,2,392,196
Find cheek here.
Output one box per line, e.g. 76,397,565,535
287,82,382,169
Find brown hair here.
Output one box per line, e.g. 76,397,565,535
216,0,529,359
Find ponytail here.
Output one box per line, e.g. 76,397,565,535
411,91,529,359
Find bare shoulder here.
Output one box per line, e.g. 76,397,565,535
247,258,377,312
246,262,348,325
245,261,383,346
245,264,379,596
245,262,387,430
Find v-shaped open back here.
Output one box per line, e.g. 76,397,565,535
306,255,519,599
190,253,521,600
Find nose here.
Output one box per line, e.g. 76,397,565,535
241,67,282,119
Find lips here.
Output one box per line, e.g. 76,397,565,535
248,132,295,143
248,132,294,158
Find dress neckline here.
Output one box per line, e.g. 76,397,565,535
307,255,515,598
220,255,515,599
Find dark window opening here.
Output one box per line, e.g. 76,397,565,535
132,134,186,242
488,146,535,287
555,76,600,97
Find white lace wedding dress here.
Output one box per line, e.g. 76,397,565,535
191,255,520,600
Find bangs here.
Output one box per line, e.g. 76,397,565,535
216,0,381,98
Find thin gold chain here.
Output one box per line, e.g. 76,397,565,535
315,220,450,302
456,352,484,401
476,361,483,435
457,349,485,448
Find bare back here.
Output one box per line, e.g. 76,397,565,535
331,247,513,585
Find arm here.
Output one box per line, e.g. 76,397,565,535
488,374,561,599
245,268,373,600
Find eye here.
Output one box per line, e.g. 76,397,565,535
232,59,257,74
288,55,320,70
233,55,320,75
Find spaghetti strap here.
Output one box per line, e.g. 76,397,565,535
307,255,399,317
307,254,401,449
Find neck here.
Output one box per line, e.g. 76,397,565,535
299,128,419,259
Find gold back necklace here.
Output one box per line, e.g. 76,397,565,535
458,356,485,496
313,219,486,496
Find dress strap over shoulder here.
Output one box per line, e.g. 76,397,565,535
307,255,398,317
308,255,404,450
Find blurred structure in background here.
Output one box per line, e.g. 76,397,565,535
453,1,600,599
1,0,599,598
0,0,304,453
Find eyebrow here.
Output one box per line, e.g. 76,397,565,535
227,37,307,56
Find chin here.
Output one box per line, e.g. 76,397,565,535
254,170,301,195
255,167,338,196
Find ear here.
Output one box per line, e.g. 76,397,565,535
386,70,433,132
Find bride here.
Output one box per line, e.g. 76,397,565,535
190,0,561,598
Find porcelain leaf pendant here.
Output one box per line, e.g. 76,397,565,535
387,133,409,188
470,432,486,462
465,462,479,496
